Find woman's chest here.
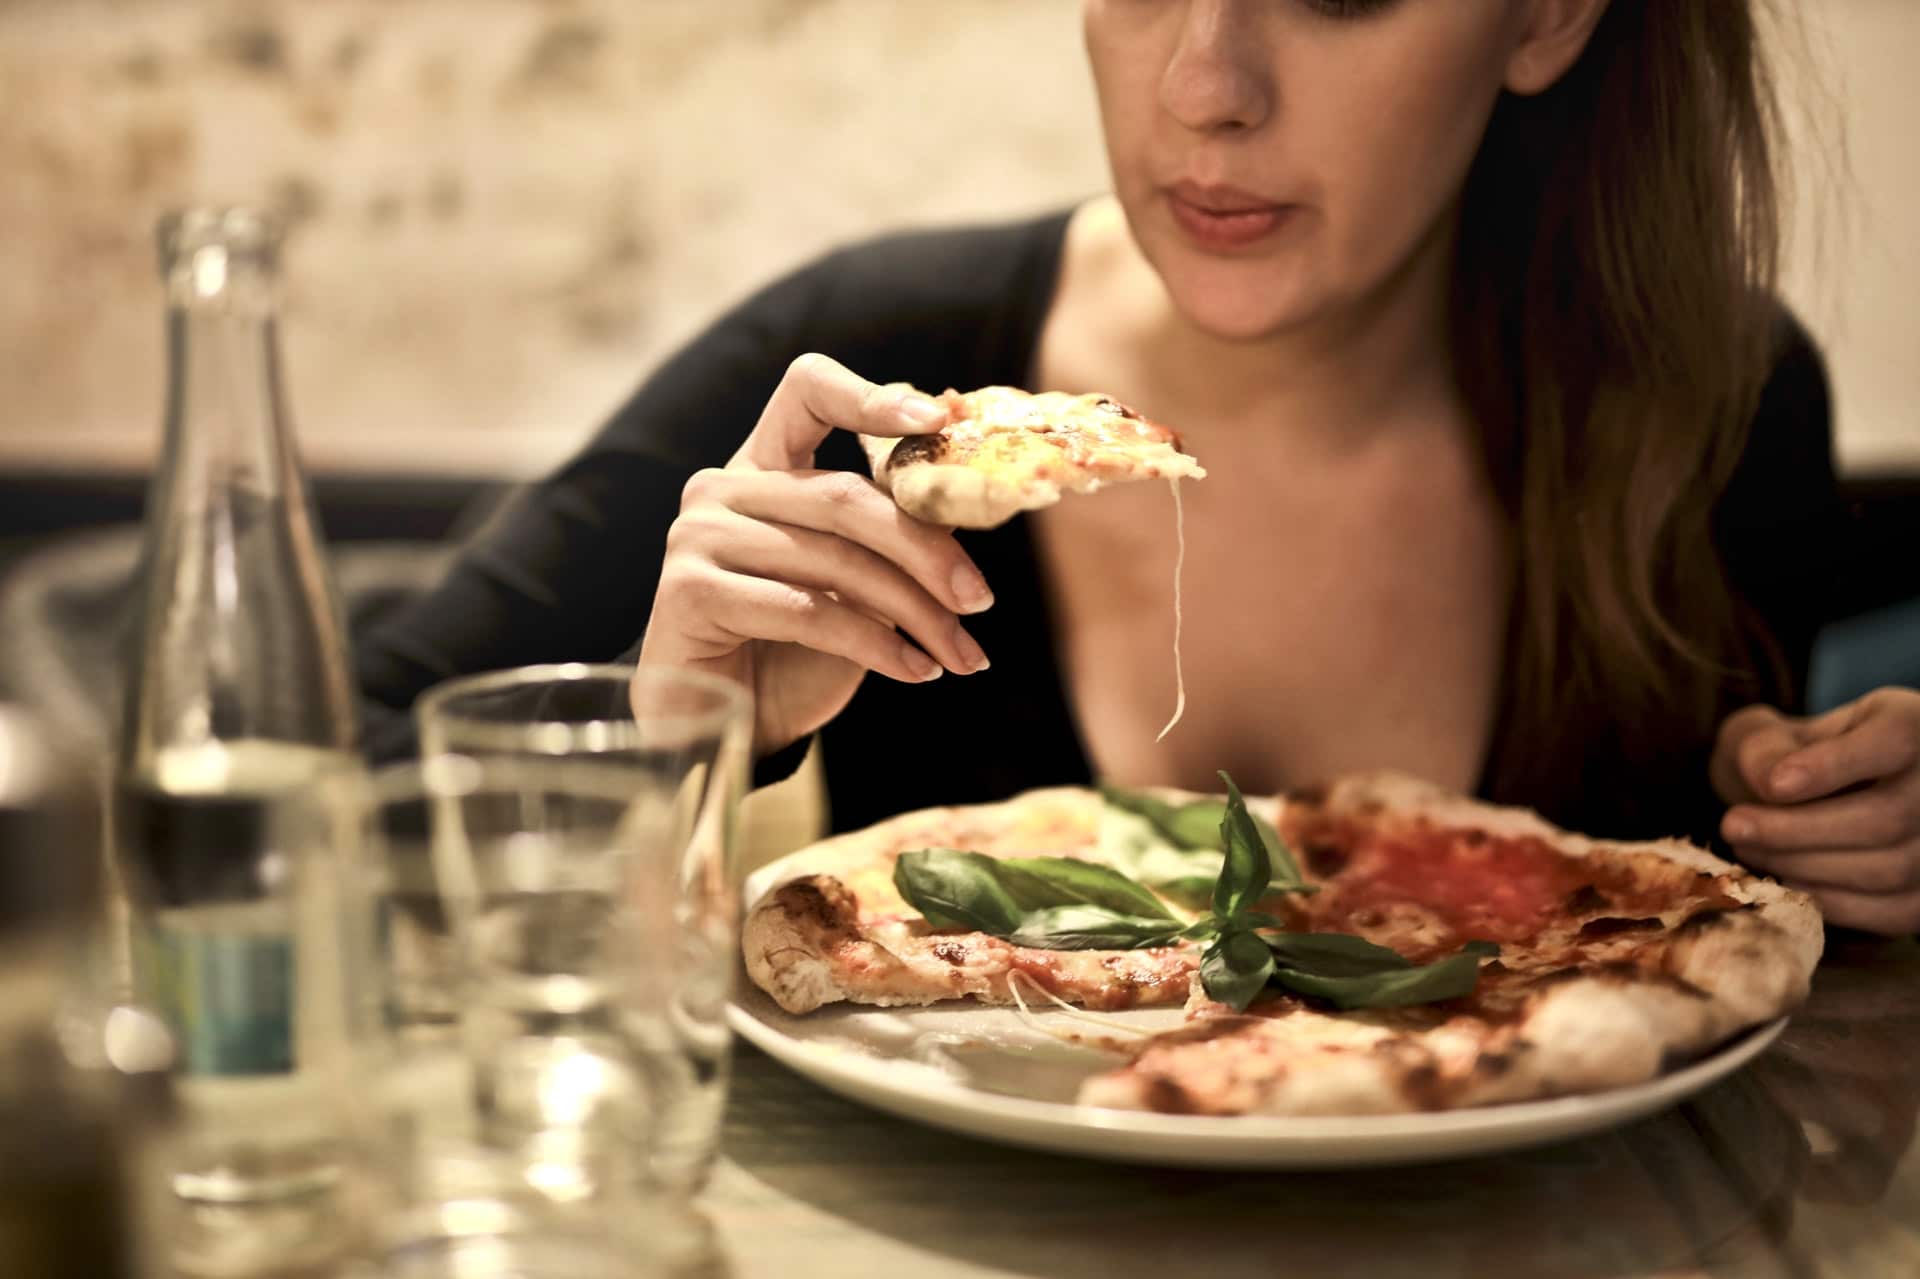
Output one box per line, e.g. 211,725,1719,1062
1028,451,1509,797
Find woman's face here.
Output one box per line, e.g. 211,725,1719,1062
1083,0,1533,342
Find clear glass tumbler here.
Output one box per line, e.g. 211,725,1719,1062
414,664,751,1193
327,755,686,1275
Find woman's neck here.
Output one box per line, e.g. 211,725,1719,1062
1075,197,1466,455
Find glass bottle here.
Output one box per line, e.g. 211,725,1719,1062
115,206,360,1272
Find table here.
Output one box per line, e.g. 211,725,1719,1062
674,935,1920,1279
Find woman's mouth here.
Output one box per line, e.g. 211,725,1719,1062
1165,183,1297,252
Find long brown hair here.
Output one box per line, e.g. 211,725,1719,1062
1454,0,1792,833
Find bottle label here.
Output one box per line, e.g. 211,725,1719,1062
150,924,295,1076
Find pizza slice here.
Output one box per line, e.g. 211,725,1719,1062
860,386,1206,530
743,788,1200,1014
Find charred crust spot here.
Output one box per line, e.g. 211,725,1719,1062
773,876,861,935
1474,1050,1514,1078
1672,902,1755,936
1564,884,1610,915
1541,960,1711,1000
1371,1040,1448,1110
1578,916,1663,938
1092,396,1143,420
1301,837,1350,876
931,940,971,966
1402,1063,1445,1111
1459,828,1489,848
887,434,948,470
1145,1076,1199,1115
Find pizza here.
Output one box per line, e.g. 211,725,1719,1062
860,386,1206,530
740,773,1824,1117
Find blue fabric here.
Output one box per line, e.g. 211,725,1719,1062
1809,594,1920,713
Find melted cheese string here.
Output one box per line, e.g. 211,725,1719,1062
1155,476,1188,742
1004,969,1153,1043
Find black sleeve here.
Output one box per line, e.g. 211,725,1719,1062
353,253,841,761
1714,310,1842,715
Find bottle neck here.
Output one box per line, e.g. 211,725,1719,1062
160,249,299,499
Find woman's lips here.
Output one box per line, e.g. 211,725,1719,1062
1165,186,1296,252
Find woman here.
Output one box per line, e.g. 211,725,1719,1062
360,0,1920,934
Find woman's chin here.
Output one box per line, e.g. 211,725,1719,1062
1164,283,1325,345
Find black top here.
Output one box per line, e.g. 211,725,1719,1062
358,210,1839,843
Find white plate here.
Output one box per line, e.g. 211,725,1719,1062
730,849,1787,1169
728,986,1785,1169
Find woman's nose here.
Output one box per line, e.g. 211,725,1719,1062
1159,0,1274,136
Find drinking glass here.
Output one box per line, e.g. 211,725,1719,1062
333,752,735,1275
414,664,751,1192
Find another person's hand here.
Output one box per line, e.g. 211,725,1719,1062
1711,688,1920,934
639,354,993,755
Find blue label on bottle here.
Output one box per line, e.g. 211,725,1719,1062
153,926,295,1076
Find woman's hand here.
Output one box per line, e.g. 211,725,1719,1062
638,353,994,755
1711,688,1920,935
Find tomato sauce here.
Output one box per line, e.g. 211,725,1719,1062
1296,817,1703,946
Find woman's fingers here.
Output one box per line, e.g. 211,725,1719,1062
1722,781,1920,852
1794,884,1920,936
1734,842,1920,894
668,561,946,686
682,467,994,617
669,507,989,675
1712,704,1808,806
1769,698,1920,802
736,354,947,472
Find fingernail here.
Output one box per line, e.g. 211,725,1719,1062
1724,814,1757,842
897,394,945,430
951,564,994,614
1771,765,1810,799
901,643,942,682
952,622,989,673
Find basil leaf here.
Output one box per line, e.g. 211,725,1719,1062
1213,773,1272,920
1008,905,1186,951
997,856,1178,923
1098,785,1189,840
1156,874,1220,910
1200,929,1276,1012
1101,787,1234,852
892,849,1028,933
1093,805,1224,900
1264,932,1414,977
1166,800,1230,851
1268,943,1496,1010
1254,810,1309,891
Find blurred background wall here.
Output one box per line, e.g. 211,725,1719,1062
0,0,1912,479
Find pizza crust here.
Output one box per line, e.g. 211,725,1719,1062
740,789,1199,1015
861,435,1071,529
